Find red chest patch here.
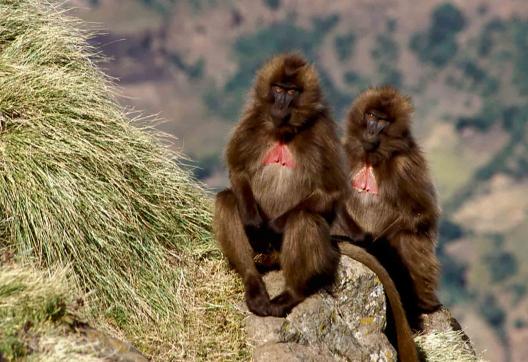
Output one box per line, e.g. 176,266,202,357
352,164,379,194
262,142,295,168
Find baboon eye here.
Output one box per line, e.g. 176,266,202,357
273,86,283,93
365,112,376,121
287,89,296,96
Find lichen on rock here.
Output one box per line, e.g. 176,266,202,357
246,256,397,361
245,255,479,362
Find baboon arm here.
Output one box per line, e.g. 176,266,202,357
390,157,439,234
230,172,263,228
214,189,271,316
388,231,441,312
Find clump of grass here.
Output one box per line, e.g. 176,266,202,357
0,264,112,361
0,265,79,360
0,0,246,359
415,330,482,362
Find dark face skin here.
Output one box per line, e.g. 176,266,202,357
362,109,389,151
270,83,300,126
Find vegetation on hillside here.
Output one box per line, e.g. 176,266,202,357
0,1,246,359
410,3,466,67
0,265,103,361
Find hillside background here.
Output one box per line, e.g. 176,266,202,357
71,1,527,361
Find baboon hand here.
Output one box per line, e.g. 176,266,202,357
244,275,271,316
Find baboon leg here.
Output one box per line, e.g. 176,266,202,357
269,210,339,317
214,189,271,316
390,231,441,314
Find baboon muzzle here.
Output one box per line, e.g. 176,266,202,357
271,93,293,121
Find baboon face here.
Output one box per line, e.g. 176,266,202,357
361,109,390,151
347,86,414,158
269,83,300,126
255,54,323,131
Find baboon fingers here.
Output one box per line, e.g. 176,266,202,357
244,274,272,316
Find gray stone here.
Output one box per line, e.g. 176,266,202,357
245,315,284,345
420,306,477,358
79,327,148,362
244,255,477,361
422,306,465,334
253,342,337,362
245,255,397,361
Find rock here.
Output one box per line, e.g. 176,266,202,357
77,326,148,362
244,256,397,361
422,306,467,334
254,342,336,362
419,307,477,359
245,316,284,345
244,256,478,361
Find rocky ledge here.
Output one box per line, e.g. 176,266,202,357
244,256,477,362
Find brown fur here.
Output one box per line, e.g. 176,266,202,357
214,53,346,317
333,86,441,329
215,59,418,360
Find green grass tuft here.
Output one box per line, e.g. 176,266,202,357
0,0,246,359
0,265,76,360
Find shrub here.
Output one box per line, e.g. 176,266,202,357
510,283,526,305
335,33,356,61
344,71,360,85
513,21,528,94
430,3,466,38
263,0,280,10
455,101,501,131
410,3,466,67
438,252,469,306
438,219,464,243
479,294,505,329
484,251,518,283
477,19,505,56
312,14,340,34
372,33,402,87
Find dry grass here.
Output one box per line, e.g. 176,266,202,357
415,330,483,362
0,0,247,360
0,264,85,360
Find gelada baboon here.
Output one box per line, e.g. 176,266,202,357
333,86,441,330
214,53,345,317
214,56,418,361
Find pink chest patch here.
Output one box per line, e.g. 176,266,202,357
262,142,295,168
352,164,379,194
